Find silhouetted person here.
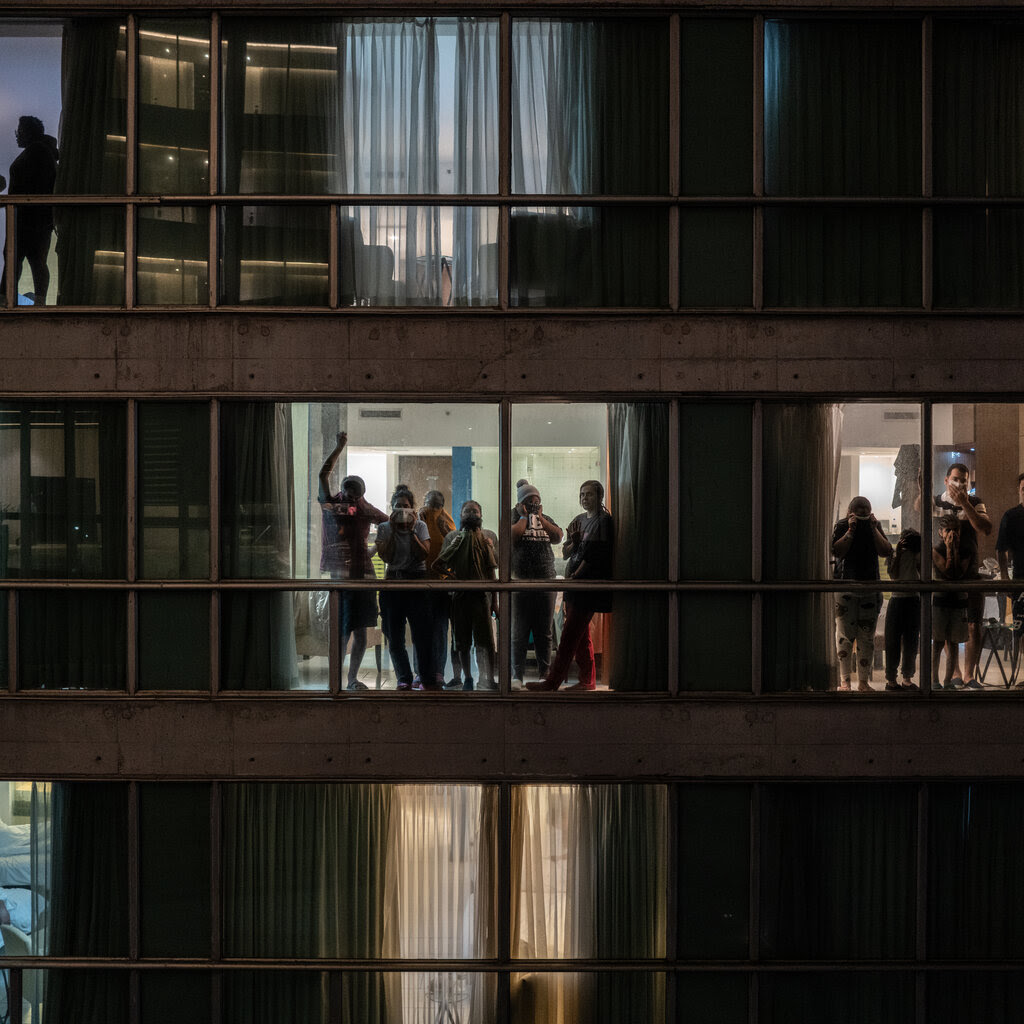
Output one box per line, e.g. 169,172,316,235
1,116,59,305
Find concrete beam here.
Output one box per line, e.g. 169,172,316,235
1,696,1022,781
3,313,1024,398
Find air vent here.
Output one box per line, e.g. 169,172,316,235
359,409,403,419
883,411,919,420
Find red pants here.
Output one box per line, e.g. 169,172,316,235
547,598,596,687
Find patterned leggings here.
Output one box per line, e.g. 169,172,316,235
835,592,882,684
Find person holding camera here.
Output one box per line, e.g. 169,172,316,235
884,528,922,690
319,432,388,690
375,484,436,690
510,481,563,687
831,496,892,692
932,513,971,689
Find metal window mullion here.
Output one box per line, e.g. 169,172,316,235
921,17,933,312
499,13,512,310
664,782,679,1021
498,400,512,694
210,400,221,695
921,400,934,695
329,204,339,308
751,401,763,696
207,16,221,310
9,966,22,1024
496,781,512,1024
752,16,765,311
127,399,138,693
126,15,138,197
3,202,13,307
668,15,681,312
667,400,681,695
8,590,17,693
128,780,141,962
329,588,341,695
915,781,929,1021
210,780,222,999
748,781,761,1024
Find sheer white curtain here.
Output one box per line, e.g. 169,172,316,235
384,785,497,1024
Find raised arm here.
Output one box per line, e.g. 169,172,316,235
318,431,347,503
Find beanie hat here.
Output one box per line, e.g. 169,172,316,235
517,482,540,504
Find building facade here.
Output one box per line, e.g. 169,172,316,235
2,2,1024,1022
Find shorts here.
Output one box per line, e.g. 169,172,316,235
966,589,986,624
341,589,378,633
933,603,968,643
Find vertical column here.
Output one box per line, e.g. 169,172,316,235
125,16,138,310
921,17,933,312
667,400,680,696
752,16,765,312
210,400,221,694
498,14,512,311
668,15,681,312
208,13,221,308
751,401,763,695
127,399,138,694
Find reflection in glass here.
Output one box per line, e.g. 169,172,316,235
0,402,127,579
19,592,126,689
138,402,210,577
138,20,210,194
52,205,126,306
136,206,209,305
219,205,329,305
340,206,498,307
511,973,665,1024
512,19,668,195
510,207,668,307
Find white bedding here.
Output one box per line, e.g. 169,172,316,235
0,821,30,857
0,886,44,933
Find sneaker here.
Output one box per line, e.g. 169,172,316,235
962,678,984,690
346,679,369,691
462,677,475,691
512,677,524,689
396,680,412,691
444,678,462,690
884,682,901,691
413,680,442,691
943,679,962,690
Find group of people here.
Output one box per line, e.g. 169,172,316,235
1,115,59,306
318,433,614,692
833,461,1024,692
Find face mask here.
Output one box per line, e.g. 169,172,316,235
461,514,482,530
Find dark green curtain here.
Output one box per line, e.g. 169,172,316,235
926,972,1024,1024
760,972,914,1024
45,783,130,1024
220,403,297,690
928,783,1024,959
762,405,837,691
607,403,668,691
759,783,917,960
763,20,921,307
55,20,127,305
222,783,393,1024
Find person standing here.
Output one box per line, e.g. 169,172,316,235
419,489,456,687
933,463,992,689
883,528,922,691
510,481,562,687
831,496,892,692
318,432,388,690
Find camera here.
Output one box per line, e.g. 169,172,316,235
393,507,415,525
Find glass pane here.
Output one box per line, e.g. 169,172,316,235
681,19,753,196
680,209,752,306
19,592,126,689
138,402,210,578
675,974,748,1024
759,783,916,959
140,784,211,956
137,206,209,305
511,973,664,1024
760,972,914,1024
681,403,752,579
35,971,129,1024
512,19,668,195
0,402,127,579
138,19,210,194
764,20,920,196
929,783,1024,958
219,205,328,306
927,972,1024,1024
138,592,209,690
223,971,329,1024
141,973,212,1024
222,784,495,962
340,206,498,307
510,207,667,307
220,17,498,196
681,594,751,693
931,404,1008,691
48,206,125,306
678,785,750,958
763,403,923,693
764,207,922,308
934,208,1024,308
934,20,1024,197
0,780,50,957
512,785,667,959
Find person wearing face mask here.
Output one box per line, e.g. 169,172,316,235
433,500,497,691
831,496,893,692
318,432,389,690
527,479,613,692
375,484,437,690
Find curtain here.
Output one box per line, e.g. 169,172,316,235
759,783,916,961
220,403,298,689
55,20,127,305
510,785,666,1024
222,783,393,1023
928,783,1024,959
44,783,130,1024
763,20,921,307
762,405,840,691
607,403,668,691
384,785,497,1024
